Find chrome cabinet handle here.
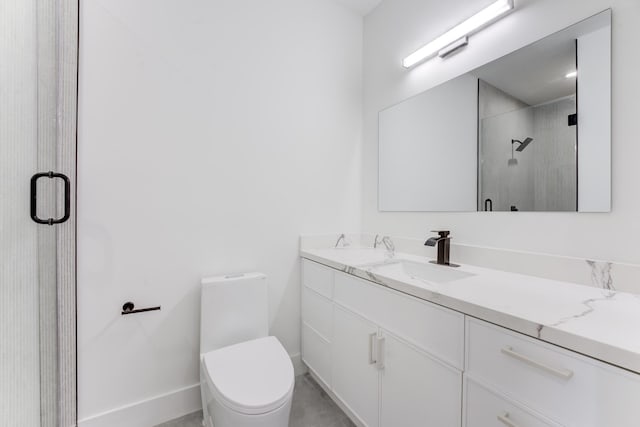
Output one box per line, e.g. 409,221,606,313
369,333,377,365
501,346,574,379
376,336,386,370
497,412,520,427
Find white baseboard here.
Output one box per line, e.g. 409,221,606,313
79,354,305,427
78,384,202,427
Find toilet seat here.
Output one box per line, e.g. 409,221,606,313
202,336,294,416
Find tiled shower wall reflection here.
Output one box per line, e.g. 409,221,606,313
479,80,577,212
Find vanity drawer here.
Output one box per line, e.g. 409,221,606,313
302,259,334,299
302,287,332,341
464,377,560,427
334,271,464,369
302,323,332,389
466,318,640,426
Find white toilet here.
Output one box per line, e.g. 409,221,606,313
200,273,294,427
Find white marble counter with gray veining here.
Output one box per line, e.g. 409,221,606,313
300,244,640,375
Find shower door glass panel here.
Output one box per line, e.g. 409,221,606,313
1,0,60,425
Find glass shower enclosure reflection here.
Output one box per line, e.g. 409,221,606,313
478,80,578,212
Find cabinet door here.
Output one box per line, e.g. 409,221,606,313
333,305,380,427
334,271,465,369
380,331,462,427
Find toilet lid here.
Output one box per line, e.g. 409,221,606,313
203,336,294,415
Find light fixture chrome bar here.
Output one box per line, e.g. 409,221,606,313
438,36,469,58
403,0,514,68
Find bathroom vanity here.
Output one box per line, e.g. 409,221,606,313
300,245,640,427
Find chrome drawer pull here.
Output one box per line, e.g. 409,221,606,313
369,333,377,365
497,412,520,427
501,346,574,379
376,336,386,370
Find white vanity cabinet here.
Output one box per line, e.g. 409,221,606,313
302,257,640,427
301,259,465,427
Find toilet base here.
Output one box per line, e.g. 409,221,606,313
200,365,293,427
205,394,292,427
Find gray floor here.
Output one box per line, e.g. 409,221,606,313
156,374,355,427
156,411,202,427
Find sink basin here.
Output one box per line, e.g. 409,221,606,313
376,260,475,284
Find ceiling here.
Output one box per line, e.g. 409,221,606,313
332,0,382,16
473,36,577,106
471,10,610,106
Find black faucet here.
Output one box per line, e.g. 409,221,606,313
425,230,452,266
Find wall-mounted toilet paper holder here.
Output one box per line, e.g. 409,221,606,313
121,301,161,315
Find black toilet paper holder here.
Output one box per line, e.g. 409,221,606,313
121,301,161,315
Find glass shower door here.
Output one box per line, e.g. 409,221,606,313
1,0,76,425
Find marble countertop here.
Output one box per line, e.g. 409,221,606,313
301,247,640,374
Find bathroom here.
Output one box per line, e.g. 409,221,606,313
2,0,639,426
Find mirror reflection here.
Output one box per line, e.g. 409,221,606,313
378,10,611,213
477,35,578,212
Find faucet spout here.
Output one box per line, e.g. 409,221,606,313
335,234,350,248
375,235,395,258
425,237,443,247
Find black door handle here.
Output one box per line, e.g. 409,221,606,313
30,171,71,225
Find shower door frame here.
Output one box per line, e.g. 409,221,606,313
52,0,79,425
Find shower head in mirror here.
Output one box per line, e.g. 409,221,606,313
513,137,534,152
508,137,533,165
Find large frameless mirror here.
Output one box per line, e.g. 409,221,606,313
378,10,611,212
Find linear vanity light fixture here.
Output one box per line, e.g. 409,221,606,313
402,0,514,68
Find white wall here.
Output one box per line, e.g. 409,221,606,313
78,0,362,423
364,0,640,263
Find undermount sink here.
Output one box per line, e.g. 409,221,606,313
376,260,475,284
